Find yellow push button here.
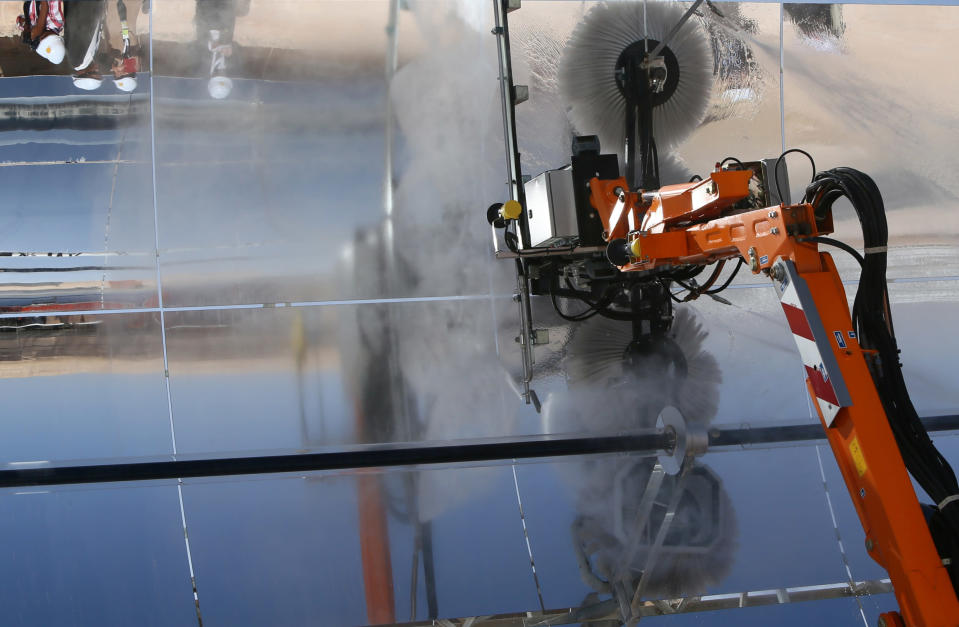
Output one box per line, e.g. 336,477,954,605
500,200,522,220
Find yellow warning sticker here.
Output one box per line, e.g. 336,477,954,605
849,437,867,477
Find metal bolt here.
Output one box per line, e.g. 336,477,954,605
613,186,624,197
770,227,780,235
859,488,866,498
512,294,521,303
770,265,785,281
865,537,875,552
768,210,778,218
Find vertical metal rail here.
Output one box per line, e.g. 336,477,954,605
148,5,203,625
384,0,400,222
492,0,535,404
381,0,414,441
779,1,786,153
422,519,439,619
491,0,527,237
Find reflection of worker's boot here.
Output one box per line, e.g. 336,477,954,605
73,65,104,91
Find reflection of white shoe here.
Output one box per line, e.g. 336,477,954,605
36,34,65,65
208,76,233,100
114,75,137,92
73,76,103,91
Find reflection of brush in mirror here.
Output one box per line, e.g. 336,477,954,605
550,306,721,430
571,458,737,602
543,306,735,603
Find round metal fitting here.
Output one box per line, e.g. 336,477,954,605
614,39,680,106
748,247,760,273
656,406,706,475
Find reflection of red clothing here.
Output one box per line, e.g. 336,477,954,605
28,1,64,33
118,56,137,75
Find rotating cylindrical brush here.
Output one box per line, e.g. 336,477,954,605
559,0,714,158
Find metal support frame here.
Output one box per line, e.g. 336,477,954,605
649,0,705,58
627,466,690,623
613,463,667,583
396,578,895,626
491,0,527,242
3,416,958,488
491,0,538,405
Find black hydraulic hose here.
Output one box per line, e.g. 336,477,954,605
806,167,959,541
704,258,744,294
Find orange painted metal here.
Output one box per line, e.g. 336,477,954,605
609,201,823,274
588,168,753,249
588,173,959,625
684,202,822,272
588,176,641,241
800,254,959,627
882,611,908,627
646,169,752,228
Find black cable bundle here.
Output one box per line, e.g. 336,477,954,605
805,168,959,566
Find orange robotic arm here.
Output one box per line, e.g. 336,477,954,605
589,166,959,627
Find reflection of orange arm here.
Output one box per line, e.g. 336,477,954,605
353,400,396,625
358,472,396,624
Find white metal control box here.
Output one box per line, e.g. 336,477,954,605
523,168,579,249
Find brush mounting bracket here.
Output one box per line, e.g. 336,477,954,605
615,40,680,192
614,40,680,106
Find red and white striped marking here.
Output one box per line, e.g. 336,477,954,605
776,262,848,426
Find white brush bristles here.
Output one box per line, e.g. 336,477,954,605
559,0,713,156
560,306,721,427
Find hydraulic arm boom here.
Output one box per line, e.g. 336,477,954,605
587,164,959,626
